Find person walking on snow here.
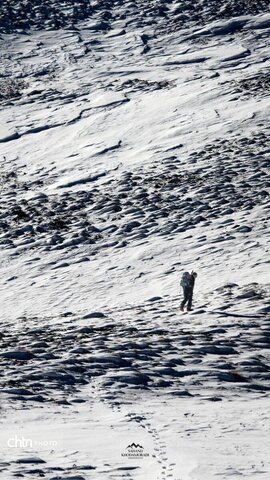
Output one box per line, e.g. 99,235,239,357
180,271,197,311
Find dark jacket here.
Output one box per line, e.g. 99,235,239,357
189,274,196,290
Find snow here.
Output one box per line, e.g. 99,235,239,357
0,1,269,479
0,395,269,479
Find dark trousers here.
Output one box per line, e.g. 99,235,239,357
181,287,193,310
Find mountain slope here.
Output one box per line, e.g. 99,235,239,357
0,1,269,479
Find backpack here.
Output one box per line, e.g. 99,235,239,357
180,271,191,288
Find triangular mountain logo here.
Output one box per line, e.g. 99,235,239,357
127,443,144,449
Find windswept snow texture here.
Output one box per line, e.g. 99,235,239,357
0,0,270,479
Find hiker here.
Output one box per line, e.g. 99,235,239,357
180,271,197,311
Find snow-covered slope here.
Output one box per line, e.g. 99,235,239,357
0,1,269,479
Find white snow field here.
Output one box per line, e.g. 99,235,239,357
0,1,269,479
